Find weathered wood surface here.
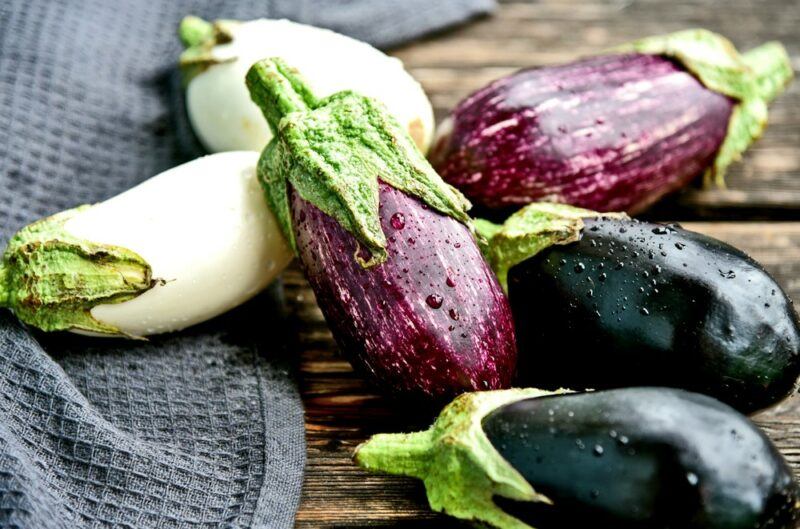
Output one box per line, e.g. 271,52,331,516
295,1,800,527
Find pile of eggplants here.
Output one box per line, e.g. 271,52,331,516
429,30,793,214
235,48,800,529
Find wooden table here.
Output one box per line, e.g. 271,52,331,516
293,1,800,526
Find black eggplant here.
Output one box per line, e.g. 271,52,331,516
355,387,799,529
477,204,800,413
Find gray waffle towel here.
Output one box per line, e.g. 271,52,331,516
0,0,494,528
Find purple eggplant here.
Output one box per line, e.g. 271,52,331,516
292,184,515,400
430,30,792,214
246,58,516,402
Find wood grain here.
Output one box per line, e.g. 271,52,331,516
294,1,800,526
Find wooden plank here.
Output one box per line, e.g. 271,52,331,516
388,0,800,218
293,222,800,529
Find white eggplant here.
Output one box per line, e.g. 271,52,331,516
0,151,292,337
179,17,435,154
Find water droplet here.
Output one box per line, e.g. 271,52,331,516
619,227,627,234
640,307,650,316
686,472,699,486
587,289,594,298
446,277,456,288
575,439,585,450
559,259,567,266
719,269,736,279
454,242,462,248
426,294,443,309
390,212,405,230
598,273,607,282
407,237,416,245
589,225,599,232
574,263,586,273
618,435,630,445
593,445,604,457
652,226,669,235
448,308,460,320
653,265,662,275
609,430,618,439
675,242,685,250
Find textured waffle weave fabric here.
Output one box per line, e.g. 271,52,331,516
0,0,494,528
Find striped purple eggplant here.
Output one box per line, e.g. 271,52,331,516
246,58,516,402
430,30,793,214
292,183,515,400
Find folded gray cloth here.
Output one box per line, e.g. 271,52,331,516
0,0,494,528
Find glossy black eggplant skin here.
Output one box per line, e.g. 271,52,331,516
483,388,799,529
509,217,800,413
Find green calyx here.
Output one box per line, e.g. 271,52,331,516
0,207,155,336
476,203,627,292
178,16,240,85
355,388,564,529
617,29,793,187
246,58,471,267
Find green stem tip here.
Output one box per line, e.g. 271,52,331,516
245,58,319,135
178,16,214,48
743,41,794,103
354,430,434,479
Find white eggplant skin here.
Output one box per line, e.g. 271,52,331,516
64,151,292,337
185,19,435,154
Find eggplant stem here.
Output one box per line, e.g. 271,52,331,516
354,430,434,480
245,58,320,135
0,264,8,307
178,16,214,48
743,41,794,104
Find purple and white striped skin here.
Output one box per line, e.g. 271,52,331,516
430,53,735,214
291,182,517,403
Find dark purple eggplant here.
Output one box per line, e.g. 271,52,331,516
477,204,800,413
246,58,516,402
356,387,799,529
430,31,792,214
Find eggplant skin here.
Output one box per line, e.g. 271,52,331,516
483,388,799,529
290,182,516,402
430,53,733,214
509,217,800,413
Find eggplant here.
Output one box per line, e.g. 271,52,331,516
355,388,799,529
178,16,434,154
430,30,793,214
246,58,516,402
0,152,291,337
477,204,800,413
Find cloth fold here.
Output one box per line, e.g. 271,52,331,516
0,0,494,527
